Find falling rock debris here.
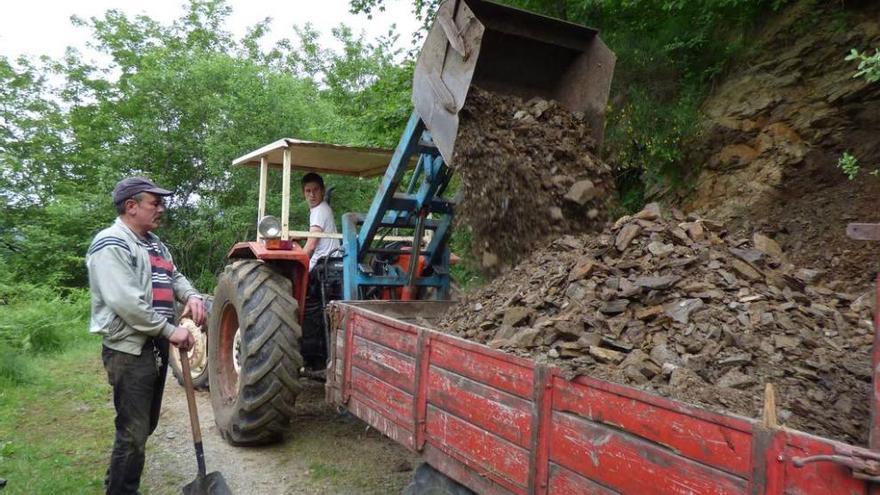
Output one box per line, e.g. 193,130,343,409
439,204,873,444
451,87,614,271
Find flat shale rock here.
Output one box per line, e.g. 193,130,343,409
647,241,675,257
502,306,532,327
615,224,641,251
753,233,784,260
729,259,762,281
717,369,757,389
636,275,680,290
438,204,873,444
452,87,614,272
663,298,704,324
589,346,624,364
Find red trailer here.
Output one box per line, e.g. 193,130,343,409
326,300,880,494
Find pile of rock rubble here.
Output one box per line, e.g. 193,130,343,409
439,204,874,444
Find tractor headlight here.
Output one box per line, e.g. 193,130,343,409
258,215,282,239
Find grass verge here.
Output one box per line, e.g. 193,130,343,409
0,340,112,495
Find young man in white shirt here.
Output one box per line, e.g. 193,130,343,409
301,172,340,271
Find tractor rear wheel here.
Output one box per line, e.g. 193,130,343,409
207,260,303,445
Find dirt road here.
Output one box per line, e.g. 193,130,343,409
142,375,419,494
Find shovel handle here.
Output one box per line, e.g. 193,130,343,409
179,347,207,478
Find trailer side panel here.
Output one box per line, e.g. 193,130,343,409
328,301,871,495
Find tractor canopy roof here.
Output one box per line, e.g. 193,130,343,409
231,138,399,178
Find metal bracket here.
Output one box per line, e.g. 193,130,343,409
793,444,880,482
428,73,457,113
437,1,472,60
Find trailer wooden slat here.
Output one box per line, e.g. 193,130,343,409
352,313,418,355
430,337,533,399
347,395,415,450
350,367,413,425
426,405,531,489
553,377,752,478
550,410,748,495
427,366,533,448
546,464,619,495
351,335,416,393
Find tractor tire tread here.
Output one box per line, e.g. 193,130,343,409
209,260,303,445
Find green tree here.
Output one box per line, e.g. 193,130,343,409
0,57,67,204
323,26,414,147
1,0,416,291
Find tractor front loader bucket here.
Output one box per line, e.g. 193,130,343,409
412,0,616,165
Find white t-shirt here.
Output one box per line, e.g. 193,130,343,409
309,201,340,270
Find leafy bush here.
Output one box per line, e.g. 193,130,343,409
838,151,860,179
0,280,88,386
604,86,701,210
0,286,90,355
847,48,880,83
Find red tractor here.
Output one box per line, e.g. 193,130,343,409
206,139,433,444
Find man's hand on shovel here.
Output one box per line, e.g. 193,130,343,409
170,325,195,351
173,296,206,351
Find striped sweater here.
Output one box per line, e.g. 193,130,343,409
86,218,200,355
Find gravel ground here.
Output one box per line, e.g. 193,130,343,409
142,376,419,495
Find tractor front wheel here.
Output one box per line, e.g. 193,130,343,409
169,296,213,390
168,319,209,389
207,260,303,445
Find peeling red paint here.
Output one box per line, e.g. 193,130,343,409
328,302,874,495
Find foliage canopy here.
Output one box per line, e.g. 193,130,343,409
1,0,826,297
0,0,413,291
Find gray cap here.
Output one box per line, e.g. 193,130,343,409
112,176,172,204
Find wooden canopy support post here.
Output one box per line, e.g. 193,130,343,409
281,147,291,241
257,156,268,241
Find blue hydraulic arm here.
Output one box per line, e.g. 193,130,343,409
341,111,455,301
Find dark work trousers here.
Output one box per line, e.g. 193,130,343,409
101,338,169,495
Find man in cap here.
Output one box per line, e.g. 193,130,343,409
86,176,206,494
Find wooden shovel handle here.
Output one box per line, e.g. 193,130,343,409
179,346,209,479
179,347,202,445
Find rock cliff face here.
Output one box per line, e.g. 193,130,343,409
683,2,880,285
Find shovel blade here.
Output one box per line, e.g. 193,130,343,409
182,472,232,495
